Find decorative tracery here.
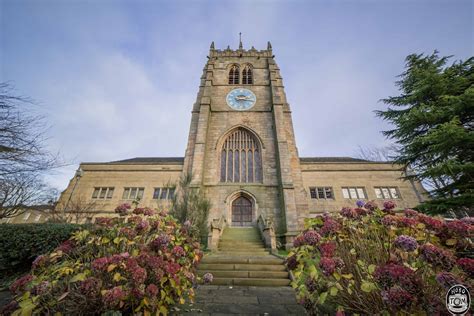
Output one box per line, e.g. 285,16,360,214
220,128,262,183
228,65,240,84
242,65,253,84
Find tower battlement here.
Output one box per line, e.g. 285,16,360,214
209,41,273,59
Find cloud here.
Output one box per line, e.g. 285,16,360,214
2,0,472,191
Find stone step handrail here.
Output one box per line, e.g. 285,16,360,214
207,215,227,251
257,214,277,251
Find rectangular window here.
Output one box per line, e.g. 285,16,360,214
153,187,174,200
342,188,350,199
374,187,401,199
153,188,161,199
309,187,334,199
106,188,114,199
123,187,145,200
356,188,366,199
325,187,333,199
23,212,31,221
342,187,366,199
375,188,383,199
168,188,175,200
160,188,168,199
92,187,114,199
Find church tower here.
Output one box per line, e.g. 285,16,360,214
183,40,308,246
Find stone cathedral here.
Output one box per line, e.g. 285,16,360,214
54,42,426,247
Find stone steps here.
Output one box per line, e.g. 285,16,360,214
198,263,287,271
198,226,291,287
208,277,291,286
198,270,289,279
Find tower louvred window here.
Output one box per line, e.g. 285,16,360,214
228,65,239,84
242,65,253,84
220,128,262,183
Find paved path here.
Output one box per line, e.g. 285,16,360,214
175,285,307,315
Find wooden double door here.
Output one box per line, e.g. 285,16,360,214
231,196,253,227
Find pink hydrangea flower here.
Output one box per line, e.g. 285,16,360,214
150,234,170,251
446,220,471,237
172,245,185,257
364,200,378,211
420,244,455,270
165,262,181,275
319,242,337,257
417,214,443,231
383,200,396,210
202,272,213,284
340,207,358,219
320,217,341,236
102,286,126,309
32,255,48,269
394,235,418,252
381,215,398,226
135,220,149,232
31,281,49,296
457,258,474,278
80,277,102,297
374,263,417,291
115,203,131,216
146,284,159,297
398,217,418,228
382,287,413,309
319,257,336,276
57,240,75,254
91,257,109,271
303,230,321,246
293,235,305,247
9,274,33,294
120,227,137,239
286,254,298,270
305,277,318,292
403,209,419,218
131,266,147,285
143,208,155,216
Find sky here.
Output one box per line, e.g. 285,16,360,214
1,0,473,191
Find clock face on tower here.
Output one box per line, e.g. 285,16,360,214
226,88,256,111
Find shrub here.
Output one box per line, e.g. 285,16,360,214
287,202,473,315
3,207,203,315
0,223,82,276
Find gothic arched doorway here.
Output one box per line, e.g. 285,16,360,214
232,196,253,226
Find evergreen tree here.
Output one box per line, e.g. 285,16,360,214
376,52,474,216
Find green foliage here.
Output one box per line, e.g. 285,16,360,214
3,208,203,315
287,203,473,315
0,223,82,276
171,173,210,245
376,52,474,215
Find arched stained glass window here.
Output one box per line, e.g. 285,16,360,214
242,65,253,84
220,128,262,183
228,65,239,84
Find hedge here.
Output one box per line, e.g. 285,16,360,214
0,223,83,276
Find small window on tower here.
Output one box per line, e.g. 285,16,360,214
228,65,239,84
242,65,253,84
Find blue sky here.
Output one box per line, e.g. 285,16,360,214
1,0,472,190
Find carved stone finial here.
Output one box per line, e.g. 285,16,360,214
239,32,243,49
267,41,272,50
210,41,215,50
